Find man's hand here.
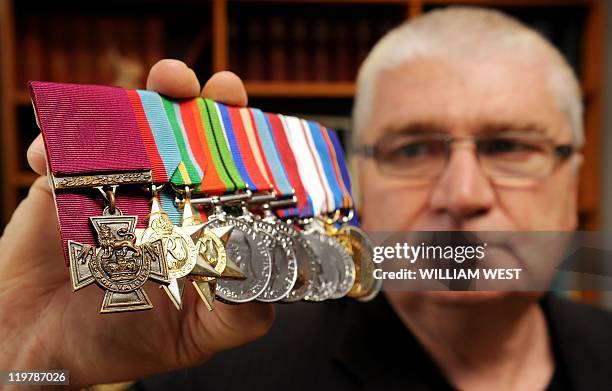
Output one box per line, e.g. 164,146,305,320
0,60,273,387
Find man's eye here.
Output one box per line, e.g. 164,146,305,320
396,142,430,157
480,139,538,155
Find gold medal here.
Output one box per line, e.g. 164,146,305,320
136,185,221,310
324,212,379,301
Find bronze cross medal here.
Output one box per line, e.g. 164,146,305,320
68,215,169,313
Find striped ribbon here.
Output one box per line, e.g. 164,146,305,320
322,128,353,210
307,121,344,212
328,129,359,225
163,97,204,187
300,118,335,214
226,104,274,192
250,108,295,199
128,90,184,223
266,112,309,217
202,99,247,192
282,115,328,216
216,102,254,190
240,107,277,192
127,90,178,183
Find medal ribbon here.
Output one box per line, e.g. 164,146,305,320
216,102,254,190
298,117,335,214
29,81,151,265
265,112,311,217
126,90,181,183
282,115,328,216
217,102,274,193
322,128,353,209
127,90,185,223
201,99,247,192
328,129,359,225
159,96,209,222
306,120,344,212
239,107,277,191
163,97,203,187
249,108,294,199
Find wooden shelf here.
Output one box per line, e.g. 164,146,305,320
245,81,355,98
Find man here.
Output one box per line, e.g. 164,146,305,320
2,6,612,390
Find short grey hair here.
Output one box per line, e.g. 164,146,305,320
353,6,584,147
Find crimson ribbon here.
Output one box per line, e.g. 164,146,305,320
29,81,151,266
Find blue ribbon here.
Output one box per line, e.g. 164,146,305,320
307,121,343,212
137,90,181,180
328,129,359,226
215,103,255,191
251,108,294,198
137,90,183,223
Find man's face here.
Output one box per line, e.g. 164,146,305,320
357,55,580,302
358,55,579,232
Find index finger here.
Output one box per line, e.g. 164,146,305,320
146,59,201,98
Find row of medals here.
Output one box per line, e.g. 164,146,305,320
69,184,381,313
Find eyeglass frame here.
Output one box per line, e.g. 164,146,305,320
354,131,576,183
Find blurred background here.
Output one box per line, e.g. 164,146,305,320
0,0,609,304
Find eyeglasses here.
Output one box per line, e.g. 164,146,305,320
355,132,575,186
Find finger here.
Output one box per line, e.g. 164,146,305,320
146,59,200,98
27,134,47,176
201,71,248,107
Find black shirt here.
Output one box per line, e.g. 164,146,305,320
137,295,612,390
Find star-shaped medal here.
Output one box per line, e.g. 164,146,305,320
181,197,246,310
137,195,221,310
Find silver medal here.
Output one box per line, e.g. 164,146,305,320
273,220,319,303
303,221,355,300
299,225,339,302
206,215,272,303
253,219,298,302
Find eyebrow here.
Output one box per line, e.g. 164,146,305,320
477,122,549,136
381,121,448,136
380,121,549,137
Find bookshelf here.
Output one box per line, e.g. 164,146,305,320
0,0,605,238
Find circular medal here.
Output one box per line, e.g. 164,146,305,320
205,216,272,303
301,231,342,302
335,225,379,300
275,221,319,303
253,220,298,302
328,235,356,300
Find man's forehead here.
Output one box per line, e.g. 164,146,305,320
363,56,570,143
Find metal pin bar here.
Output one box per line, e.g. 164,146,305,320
268,196,297,209
191,191,252,206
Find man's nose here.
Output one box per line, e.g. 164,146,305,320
429,147,496,222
